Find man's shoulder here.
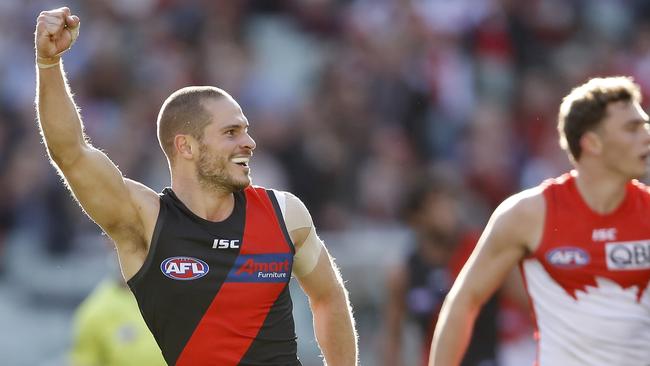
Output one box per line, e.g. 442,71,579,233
630,179,650,195
249,186,304,209
497,186,546,220
490,186,546,253
625,180,650,212
125,179,161,206
500,172,572,215
249,185,296,198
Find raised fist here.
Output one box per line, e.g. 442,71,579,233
35,7,80,60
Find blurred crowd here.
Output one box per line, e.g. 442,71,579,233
3,0,650,364
6,0,650,254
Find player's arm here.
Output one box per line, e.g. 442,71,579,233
283,193,358,366
35,8,157,257
428,190,544,366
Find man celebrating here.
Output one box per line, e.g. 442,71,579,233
35,7,357,366
429,76,650,365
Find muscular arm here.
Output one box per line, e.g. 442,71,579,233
35,8,158,278
283,193,358,366
428,190,544,366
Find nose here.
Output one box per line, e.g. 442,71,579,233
242,132,256,151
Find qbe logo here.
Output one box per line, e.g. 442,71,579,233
606,240,650,270
546,247,590,268
161,257,209,280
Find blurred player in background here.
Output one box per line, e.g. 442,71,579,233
430,76,650,365
384,173,499,366
35,7,357,366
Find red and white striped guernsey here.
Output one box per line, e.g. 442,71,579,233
521,172,650,365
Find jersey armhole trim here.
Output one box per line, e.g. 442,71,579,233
529,188,552,258
267,189,296,254
127,196,166,289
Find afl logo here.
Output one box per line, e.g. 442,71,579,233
546,247,590,268
161,257,209,280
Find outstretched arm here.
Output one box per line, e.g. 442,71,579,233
283,193,358,366
35,8,158,277
428,191,544,366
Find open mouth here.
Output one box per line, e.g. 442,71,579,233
231,157,250,168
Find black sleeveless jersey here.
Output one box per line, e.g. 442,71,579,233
406,245,498,366
127,186,301,366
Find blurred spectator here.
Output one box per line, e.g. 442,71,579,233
383,172,499,366
69,253,166,366
5,0,647,244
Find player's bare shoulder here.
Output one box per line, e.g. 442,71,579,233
125,179,160,218
494,185,546,254
273,190,313,251
123,179,160,245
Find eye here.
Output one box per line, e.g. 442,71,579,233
636,122,647,132
626,121,644,132
225,129,235,136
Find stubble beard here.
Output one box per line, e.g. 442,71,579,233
196,144,251,193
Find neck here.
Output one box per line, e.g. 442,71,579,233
171,170,235,222
572,166,629,214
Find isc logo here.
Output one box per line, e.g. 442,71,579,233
161,257,209,280
546,247,590,268
592,228,617,242
212,239,240,249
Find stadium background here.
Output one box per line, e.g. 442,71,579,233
2,0,650,365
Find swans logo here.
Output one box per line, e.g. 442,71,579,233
161,257,209,280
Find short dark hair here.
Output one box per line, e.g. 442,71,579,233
157,86,228,162
558,76,641,161
401,171,460,222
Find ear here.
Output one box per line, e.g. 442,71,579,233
580,130,603,156
173,134,197,160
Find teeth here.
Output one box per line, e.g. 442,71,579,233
231,157,250,164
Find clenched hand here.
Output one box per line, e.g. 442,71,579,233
35,7,80,67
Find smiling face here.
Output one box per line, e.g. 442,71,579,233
195,96,256,192
592,101,650,179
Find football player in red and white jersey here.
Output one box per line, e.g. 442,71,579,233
430,76,650,366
